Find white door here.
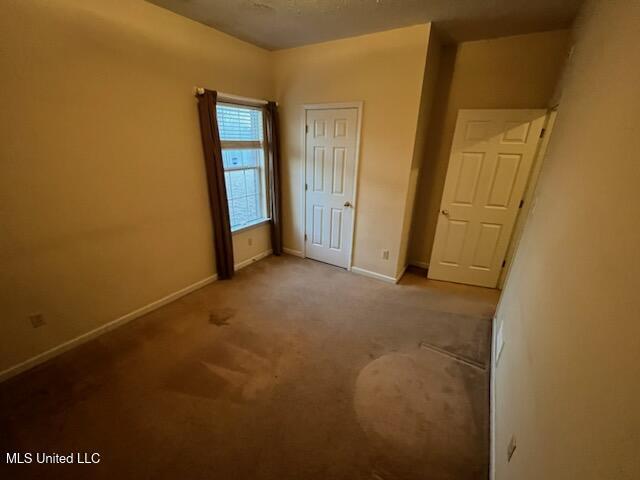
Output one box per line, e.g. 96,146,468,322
305,107,358,268
428,109,546,287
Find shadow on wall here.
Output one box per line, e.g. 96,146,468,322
407,44,458,268
406,30,571,268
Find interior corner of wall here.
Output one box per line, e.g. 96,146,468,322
424,22,433,38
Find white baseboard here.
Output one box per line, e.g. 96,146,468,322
490,315,498,480
0,249,277,383
409,260,429,269
351,266,398,284
234,249,272,271
0,274,218,383
282,247,304,258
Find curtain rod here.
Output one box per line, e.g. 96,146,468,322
194,87,274,106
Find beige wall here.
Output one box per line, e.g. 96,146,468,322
494,1,640,478
0,0,273,373
408,30,570,267
273,25,432,279
396,30,442,277
0,3,437,374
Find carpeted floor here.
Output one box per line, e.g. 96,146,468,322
0,255,499,479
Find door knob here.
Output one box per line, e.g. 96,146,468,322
344,201,353,208
441,209,450,216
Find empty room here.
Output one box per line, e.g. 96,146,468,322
1,0,638,479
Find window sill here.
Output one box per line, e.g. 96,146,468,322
231,218,271,234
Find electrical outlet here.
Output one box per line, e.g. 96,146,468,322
247,237,253,246
29,313,46,328
507,435,517,462
382,249,389,260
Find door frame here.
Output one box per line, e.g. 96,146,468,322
302,102,363,270
497,108,558,288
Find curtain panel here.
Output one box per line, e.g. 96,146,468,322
196,89,235,279
265,101,283,255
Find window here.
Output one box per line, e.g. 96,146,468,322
217,103,269,231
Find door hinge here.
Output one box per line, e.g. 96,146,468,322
305,125,309,134
305,183,308,191
540,128,546,139
304,233,307,241
519,199,524,208
502,260,506,268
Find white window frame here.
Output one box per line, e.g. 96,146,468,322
218,101,270,233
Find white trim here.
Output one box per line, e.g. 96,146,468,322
0,274,217,383
231,218,271,234
498,109,558,290
409,260,429,269
490,315,498,480
349,104,364,271
283,247,305,258
0,249,275,383
302,101,364,270
218,92,269,107
234,249,272,271
300,106,307,258
351,266,397,284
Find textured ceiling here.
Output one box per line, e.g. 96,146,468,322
146,0,583,50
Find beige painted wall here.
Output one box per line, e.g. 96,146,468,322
396,30,442,277
273,25,432,279
494,1,640,478
0,0,273,372
408,30,570,267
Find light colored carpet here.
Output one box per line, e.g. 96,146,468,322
0,255,498,479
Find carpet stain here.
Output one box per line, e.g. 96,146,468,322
209,308,234,326
354,348,486,478
0,256,497,479
164,325,304,403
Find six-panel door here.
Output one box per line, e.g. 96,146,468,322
305,108,358,268
428,109,546,287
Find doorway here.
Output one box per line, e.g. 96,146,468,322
428,109,547,287
304,103,362,269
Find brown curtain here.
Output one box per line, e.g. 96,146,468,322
265,101,283,255
197,89,234,279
